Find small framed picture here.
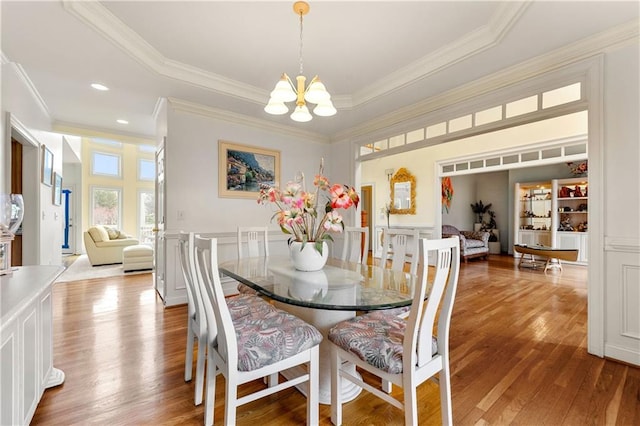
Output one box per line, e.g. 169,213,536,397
41,145,54,186
53,173,62,206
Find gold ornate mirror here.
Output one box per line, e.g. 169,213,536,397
390,168,416,215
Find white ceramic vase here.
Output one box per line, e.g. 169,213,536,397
289,241,328,271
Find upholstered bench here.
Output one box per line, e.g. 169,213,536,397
122,244,154,272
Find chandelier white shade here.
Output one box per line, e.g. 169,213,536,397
264,1,336,122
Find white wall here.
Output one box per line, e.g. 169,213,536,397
1,62,64,266
165,105,332,245
602,43,640,365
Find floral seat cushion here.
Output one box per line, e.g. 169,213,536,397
328,312,436,375
234,307,323,372
227,293,275,320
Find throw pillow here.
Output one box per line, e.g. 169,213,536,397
88,225,110,243
106,227,121,240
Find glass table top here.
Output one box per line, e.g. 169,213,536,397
218,256,418,311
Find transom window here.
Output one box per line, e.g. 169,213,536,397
92,152,121,178
139,159,155,181
358,81,583,158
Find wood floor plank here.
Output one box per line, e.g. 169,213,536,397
30,255,640,425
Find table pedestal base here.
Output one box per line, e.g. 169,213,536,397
274,302,362,405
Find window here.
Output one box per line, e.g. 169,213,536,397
139,159,155,181
138,190,155,244
92,152,121,177
138,144,156,153
357,81,584,160
90,187,121,228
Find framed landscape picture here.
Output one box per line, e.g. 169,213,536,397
53,173,63,206
41,145,54,186
218,140,280,199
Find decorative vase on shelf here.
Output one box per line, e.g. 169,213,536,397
289,241,328,272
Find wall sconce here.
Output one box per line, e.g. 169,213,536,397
385,168,395,181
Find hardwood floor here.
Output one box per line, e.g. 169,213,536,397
32,255,639,425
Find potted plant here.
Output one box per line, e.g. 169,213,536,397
482,210,500,254
258,159,360,271
470,200,492,231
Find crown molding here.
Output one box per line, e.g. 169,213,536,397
62,0,268,105
166,98,330,144
52,121,155,145
334,19,639,142
2,55,51,120
351,1,531,106
62,0,530,111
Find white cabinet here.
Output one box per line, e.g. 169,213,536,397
0,266,65,425
556,232,588,263
519,230,551,247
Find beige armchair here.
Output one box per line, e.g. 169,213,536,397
84,225,139,266
442,224,489,262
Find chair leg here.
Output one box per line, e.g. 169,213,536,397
225,376,239,426
185,324,194,382
382,379,392,393
439,368,453,426
307,347,319,426
266,373,279,387
194,338,206,405
330,347,342,425
403,377,418,426
204,351,216,426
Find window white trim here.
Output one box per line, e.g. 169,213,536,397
91,151,122,178
357,77,587,161
89,186,122,229
439,134,588,176
138,158,155,181
137,189,155,245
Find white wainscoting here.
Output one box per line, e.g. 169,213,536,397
604,237,640,366
157,231,291,307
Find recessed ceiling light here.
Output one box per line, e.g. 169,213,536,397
116,119,129,125
91,83,109,91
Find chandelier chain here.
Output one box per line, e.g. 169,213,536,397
298,11,304,75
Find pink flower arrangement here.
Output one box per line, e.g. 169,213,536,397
258,159,360,253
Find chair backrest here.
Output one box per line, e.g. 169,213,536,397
237,226,269,258
441,224,461,237
380,228,420,275
341,226,369,264
193,235,237,370
404,237,460,369
178,231,205,324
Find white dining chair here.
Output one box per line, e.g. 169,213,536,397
236,226,269,294
193,235,323,426
341,226,369,264
178,231,208,406
329,236,460,426
237,226,269,258
180,231,280,406
379,228,420,276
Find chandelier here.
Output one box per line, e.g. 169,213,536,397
264,1,336,122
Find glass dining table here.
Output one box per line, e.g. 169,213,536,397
218,256,418,405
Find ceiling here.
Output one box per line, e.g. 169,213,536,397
2,1,638,142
